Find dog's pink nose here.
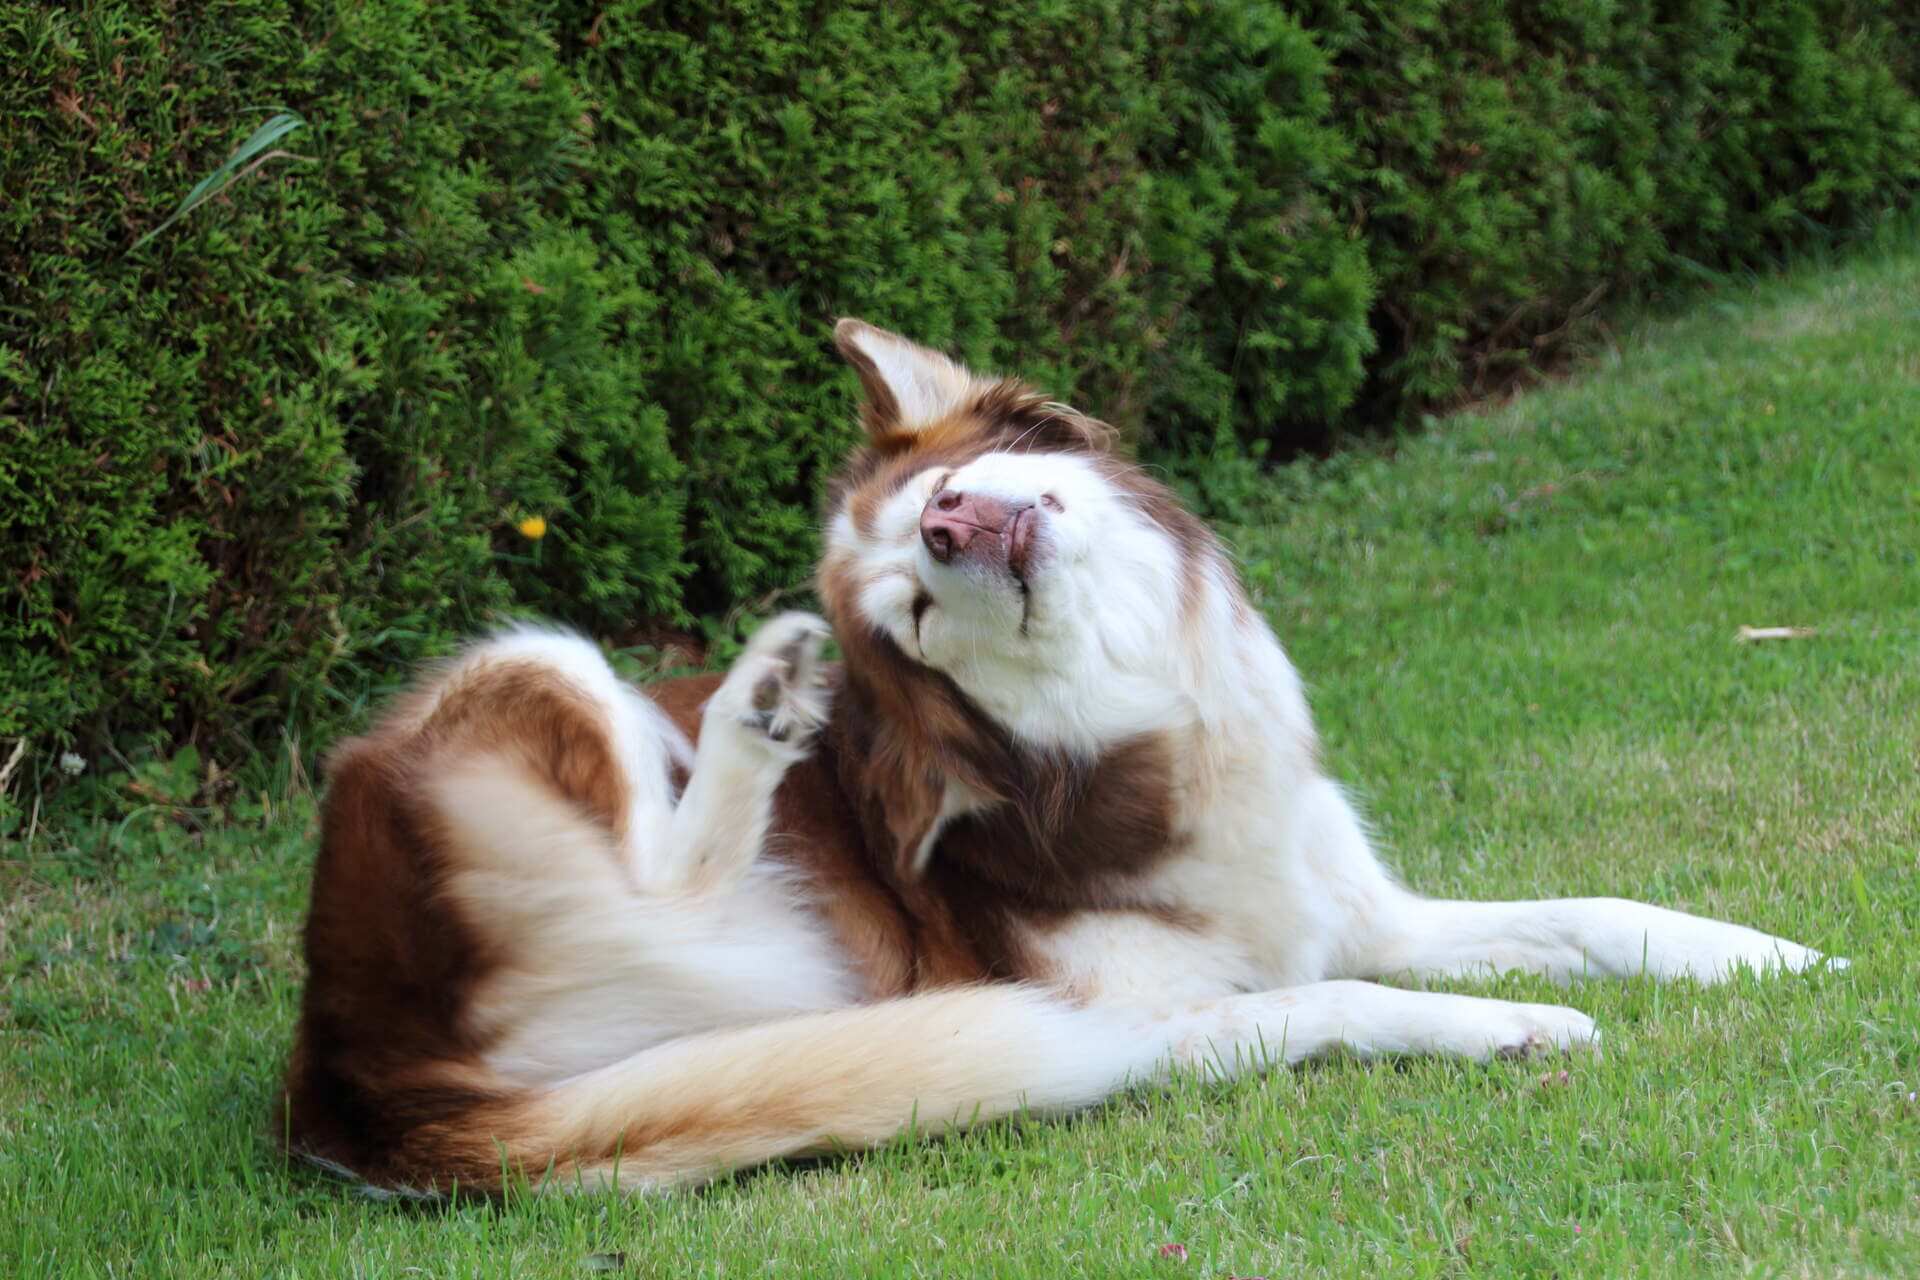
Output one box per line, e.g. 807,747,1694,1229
920,490,1014,564
921,491,1042,576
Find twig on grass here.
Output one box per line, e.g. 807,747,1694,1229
0,737,26,795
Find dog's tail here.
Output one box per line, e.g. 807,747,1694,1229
446,985,1164,1193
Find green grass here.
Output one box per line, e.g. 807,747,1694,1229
4,232,1919,1278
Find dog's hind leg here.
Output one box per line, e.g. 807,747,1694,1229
646,612,832,894
418,611,837,931
487,979,1596,1193
412,614,833,901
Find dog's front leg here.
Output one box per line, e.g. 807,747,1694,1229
1352,894,1841,984
1276,771,1840,984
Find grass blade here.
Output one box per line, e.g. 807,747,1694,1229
131,111,308,251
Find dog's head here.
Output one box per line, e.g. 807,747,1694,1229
818,321,1231,774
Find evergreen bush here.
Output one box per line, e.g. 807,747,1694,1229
2,0,1914,808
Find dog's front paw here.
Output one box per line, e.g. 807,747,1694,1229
1485,1001,1602,1060
723,612,833,753
1738,938,1846,980
1650,923,1847,984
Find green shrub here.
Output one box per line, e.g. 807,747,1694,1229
1,2,690,798
1138,1,1377,451
1,0,1915,813
1303,0,1920,414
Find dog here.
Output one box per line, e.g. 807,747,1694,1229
281,320,1838,1194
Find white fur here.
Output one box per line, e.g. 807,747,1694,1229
908,777,990,877
661,613,832,893
1358,896,1837,982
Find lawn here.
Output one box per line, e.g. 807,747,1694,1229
3,232,1917,1278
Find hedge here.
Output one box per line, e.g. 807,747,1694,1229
2,0,1915,807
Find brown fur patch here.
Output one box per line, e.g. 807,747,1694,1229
281,659,637,1188
915,736,1186,978
411,661,631,838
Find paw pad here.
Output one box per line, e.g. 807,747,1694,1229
726,613,833,750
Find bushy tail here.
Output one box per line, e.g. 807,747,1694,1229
488,986,1163,1193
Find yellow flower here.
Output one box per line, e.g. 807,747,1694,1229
516,515,548,541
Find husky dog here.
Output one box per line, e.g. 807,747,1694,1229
282,321,1836,1193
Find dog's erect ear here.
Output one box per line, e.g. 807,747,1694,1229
834,319,986,437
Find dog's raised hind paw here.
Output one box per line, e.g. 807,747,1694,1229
724,612,833,753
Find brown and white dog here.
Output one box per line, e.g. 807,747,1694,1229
282,321,1837,1193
